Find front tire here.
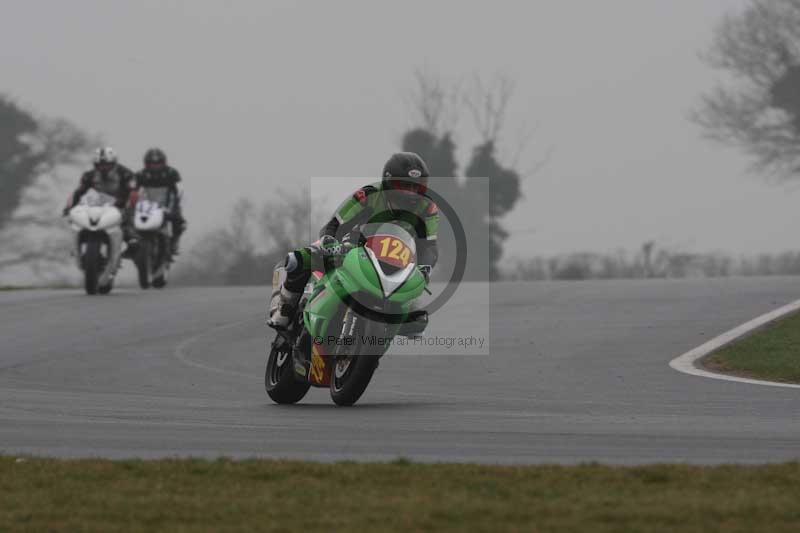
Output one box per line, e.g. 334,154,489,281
151,235,168,289
83,239,101,295
265,340,310,404
135,240,150,289
98,280,114,295
329,313,384,407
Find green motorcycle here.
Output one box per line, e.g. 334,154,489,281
265,222,429,406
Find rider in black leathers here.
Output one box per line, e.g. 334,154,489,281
64,147,137,246
134,148,186,257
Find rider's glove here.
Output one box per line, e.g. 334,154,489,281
419,265,432,284
340,231,361,253
61,206,70,217
317,235,344,257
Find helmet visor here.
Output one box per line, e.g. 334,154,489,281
386,178,427,194
385,188,424,212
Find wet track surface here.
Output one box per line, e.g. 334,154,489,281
1,279,799,464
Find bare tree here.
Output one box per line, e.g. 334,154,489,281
0,113,94,282
641,240,655,278
693,0,800,180
463,73,516,145
174,189,313,286
259,188,311,252
405,68,461,137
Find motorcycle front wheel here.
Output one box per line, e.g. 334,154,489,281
98,279,114,294
83,239,101,295
265,339,310,404
151,235,167,289
329,312,383,407
135,239,151,289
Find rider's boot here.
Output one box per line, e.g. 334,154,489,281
170,221,185,259
121,227,139,260
267,286,302,329
169,236,180,260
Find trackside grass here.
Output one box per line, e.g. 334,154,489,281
704,310,800,383
1,457,800,532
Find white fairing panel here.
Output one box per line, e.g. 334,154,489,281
365,247,416,298
68,189,122,232
134,200,166,231
97,206,122,230
66,188,124,284
69,205,121,231
69,206,91,230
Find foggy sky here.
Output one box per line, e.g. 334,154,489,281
5,0,792,260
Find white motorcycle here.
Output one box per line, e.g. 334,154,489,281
133,191,172,289
67,189,124,295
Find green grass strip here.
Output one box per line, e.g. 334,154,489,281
705,310,800,383
2,457,800,532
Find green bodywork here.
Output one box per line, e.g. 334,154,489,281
302,246,426,341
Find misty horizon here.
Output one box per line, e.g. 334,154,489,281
4,0,796,268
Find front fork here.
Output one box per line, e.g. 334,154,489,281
100,227,123,286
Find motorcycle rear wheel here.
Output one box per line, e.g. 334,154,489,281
265,340,310,404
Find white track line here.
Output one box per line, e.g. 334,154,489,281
669,298,800,389
173,320,255,379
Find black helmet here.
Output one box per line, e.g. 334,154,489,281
382,152,429,191
144,148,167,170
381,152,430,212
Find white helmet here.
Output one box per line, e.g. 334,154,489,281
93,147,118,168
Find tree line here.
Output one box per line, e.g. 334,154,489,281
171,71,530,285
507,244,800,281
5,0,800,288
0,96,93,283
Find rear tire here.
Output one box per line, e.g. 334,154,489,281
83,239,101,295
265,340,310,404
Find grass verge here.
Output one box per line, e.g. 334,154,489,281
704,310,800,383
2,457,800,532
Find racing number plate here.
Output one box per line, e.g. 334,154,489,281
366,235,415,268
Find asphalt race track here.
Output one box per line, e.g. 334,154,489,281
2,278,799,464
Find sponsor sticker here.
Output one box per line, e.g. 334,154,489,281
309,346,325,383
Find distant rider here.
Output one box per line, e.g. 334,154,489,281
134,148,186,257
267,152,440,328
64,147,137,247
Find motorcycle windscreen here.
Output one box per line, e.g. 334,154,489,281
139,186,170,206
80,188,117,207
361,223,417,298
